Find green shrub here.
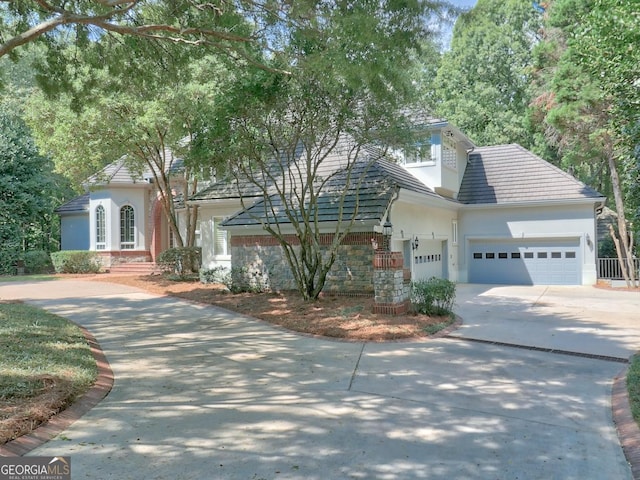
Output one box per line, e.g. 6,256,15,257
50,251,101,274
229,266,269,293
157,247,202,277
200,266,231,286
23,250,54,274
410,277,456,316
0,249,20,275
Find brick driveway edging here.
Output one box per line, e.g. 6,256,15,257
0,325,114,457
613,365,640,480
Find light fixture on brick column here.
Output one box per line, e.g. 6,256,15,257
383,219,393,251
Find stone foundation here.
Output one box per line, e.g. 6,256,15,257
230,232,383,293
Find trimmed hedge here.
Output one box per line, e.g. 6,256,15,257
50,251,101,274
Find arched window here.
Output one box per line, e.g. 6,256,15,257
96,205,106,250
120,205,135,249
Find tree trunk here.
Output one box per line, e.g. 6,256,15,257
606,152,637,287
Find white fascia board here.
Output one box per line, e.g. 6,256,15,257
223,219,378,235
459,197,606,210
465,232,585,241
441,125,476,150
188,197,247,207
397,189,461,211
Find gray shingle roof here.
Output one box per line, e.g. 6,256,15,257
188,175,263,201
86,152,183,186
54,193,89,214
221,155,442,227
458,144,603,204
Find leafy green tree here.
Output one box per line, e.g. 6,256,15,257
25,38,233,249
0,102,72,273
202,1,439,300
530,0,638,287
1,0,275,71
572,0,640,287
433,0,542,147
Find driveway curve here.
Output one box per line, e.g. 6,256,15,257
0,279,635,480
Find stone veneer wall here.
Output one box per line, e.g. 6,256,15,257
372,251,411,315
230,232,384,293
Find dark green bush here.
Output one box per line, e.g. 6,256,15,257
0,248,20,275
23,250,54,274
157,247,202,277
50,251,101,274
410,277,456,316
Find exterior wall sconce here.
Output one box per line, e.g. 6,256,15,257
586,233,593,248
383,220,393,251
411,236,420,251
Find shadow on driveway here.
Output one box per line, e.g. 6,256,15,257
0,280,634,480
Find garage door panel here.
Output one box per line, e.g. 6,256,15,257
470,240,580,285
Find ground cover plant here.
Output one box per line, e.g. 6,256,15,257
0,301,97,444
627,354,640,424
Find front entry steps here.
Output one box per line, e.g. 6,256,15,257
106,262,162,275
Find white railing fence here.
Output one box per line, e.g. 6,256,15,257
598,257,640,279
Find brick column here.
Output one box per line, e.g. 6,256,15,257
373,251,410,315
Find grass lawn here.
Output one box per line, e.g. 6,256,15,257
627,354,640,423
0,274,57,283
0,301,97,445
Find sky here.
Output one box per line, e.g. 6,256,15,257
450,0,478,7
438,0,478,49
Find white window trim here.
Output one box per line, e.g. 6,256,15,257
213,217,230,258
452,220,458,246
120,204,136,250
95,204,107,250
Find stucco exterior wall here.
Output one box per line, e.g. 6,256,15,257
59,214,89,250
89,186,151,252
402,131,469,200
389,198,460,283
197,202,243,270
458,203,598,284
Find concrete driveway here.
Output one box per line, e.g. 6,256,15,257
0,279,636,479
452,284,640,360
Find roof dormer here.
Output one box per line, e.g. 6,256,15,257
400,118,475,199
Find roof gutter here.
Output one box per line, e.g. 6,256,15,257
381,186,400,228
460,196,607,210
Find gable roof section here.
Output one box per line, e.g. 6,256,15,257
85,152,184,186
222,155,443,227
54,193,89,215
86,157,146,185
458,144,603,205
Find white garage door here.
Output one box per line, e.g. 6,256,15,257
469,239,581,285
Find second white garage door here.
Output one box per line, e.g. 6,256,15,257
469,239,581,285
